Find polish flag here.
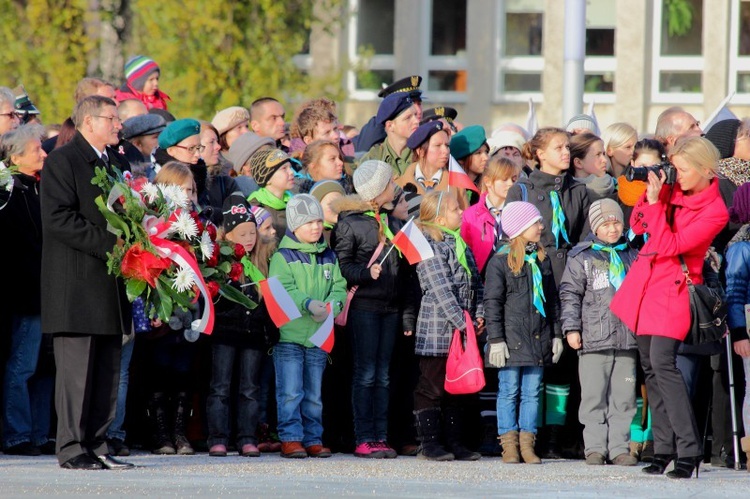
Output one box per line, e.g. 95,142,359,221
392,218,435,265
260,276,302,328
309,302,335,353
448,156,479,193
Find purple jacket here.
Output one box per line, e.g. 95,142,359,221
461,192,496,273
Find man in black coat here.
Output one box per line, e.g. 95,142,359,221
40,95,133,470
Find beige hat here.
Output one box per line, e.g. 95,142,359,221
212,106,250,135
487,130,526,156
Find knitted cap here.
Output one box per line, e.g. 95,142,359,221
589,198,624,234
565,114,599,135
249,148,291,187
286,194,324,233
249,205,271,228
353,160,392,201
500,201,542,240
212,106,250,136
158,118,201,149
487,130,526,156
227,132,275,173
730,182,750,224
125,55,160,92
222,194,256,232
705,119,741,160
309,180,345,204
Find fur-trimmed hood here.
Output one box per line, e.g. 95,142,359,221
331,193,371,216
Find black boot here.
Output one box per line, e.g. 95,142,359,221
414,409,454,461
173,392,195,455
543,425,564,459
148,393,176,455
666,456,701,479
443,407,481,461
642,453,677,475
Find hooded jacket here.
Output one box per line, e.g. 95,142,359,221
269,232,347,347
460,191,498,274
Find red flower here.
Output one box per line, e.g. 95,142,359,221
206,281,220,299
205,243,220,267
229,262,244,282
120,242,171,287
206,224,217,242
234,244,246,259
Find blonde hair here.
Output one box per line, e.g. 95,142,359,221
522,127,568,168
669,136,719,178
506,237,546,275
602,122,637,152
217,219,275,296
417,190,459,241
481,156,520,193
154,161,193,186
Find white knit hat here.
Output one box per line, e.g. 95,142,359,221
353,160,392,201
501,201,542,240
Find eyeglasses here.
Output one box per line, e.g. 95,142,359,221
174,144,206,154
93,115,122,125
0,112,20,120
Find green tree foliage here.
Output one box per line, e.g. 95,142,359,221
0,0,92,122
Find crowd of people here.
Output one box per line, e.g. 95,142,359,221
1,55,750,479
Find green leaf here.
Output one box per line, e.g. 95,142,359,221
219,283,258,310
126,279,148,302
201,267,218,278
155,280,174,320
218,261,232,274
219,244,234,256
94,195,131,240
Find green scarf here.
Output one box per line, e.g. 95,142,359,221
426,223,471,278
524,252,546,316
240,256,266,283
364,211,395,241
591,242,627,290
248,188,291,211
549,190,570,249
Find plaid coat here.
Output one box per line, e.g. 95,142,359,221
415,234,484,357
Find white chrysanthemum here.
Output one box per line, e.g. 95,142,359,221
199,231,214,261
141,182,159,204
171,210,198,240
158,184,190,209
171,266,196,293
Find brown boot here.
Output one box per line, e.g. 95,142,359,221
519,431,541,464
741,436,750,472
629,441,643,460
499,431,520,464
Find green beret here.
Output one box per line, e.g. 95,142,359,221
450,125,487,160
158,118,201,149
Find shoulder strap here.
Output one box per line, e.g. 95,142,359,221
367,242,385,268
519,182,528,202
678,255,694,288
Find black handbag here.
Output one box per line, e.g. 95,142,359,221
679,255,727,345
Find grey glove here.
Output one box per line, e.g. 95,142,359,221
488,342,510,368
552,338,564,364
307,300,328,322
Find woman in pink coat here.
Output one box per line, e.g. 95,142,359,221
610,136,728,479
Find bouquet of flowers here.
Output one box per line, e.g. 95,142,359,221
91,166,256,334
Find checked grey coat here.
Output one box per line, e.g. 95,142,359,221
415,234,484,357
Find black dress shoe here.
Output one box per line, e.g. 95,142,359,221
60,454,105,470
95,453,135,470
642,453,677,475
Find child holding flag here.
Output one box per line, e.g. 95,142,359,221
207,195,273,458
413,191,484,461
269,194,347,458
559,198,639,466
484,201,563,464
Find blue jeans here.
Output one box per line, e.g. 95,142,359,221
348,310,398,444
2,315,53,448
207,343,263,447
106,337,135,442
273,342,327,446
496,366,543,435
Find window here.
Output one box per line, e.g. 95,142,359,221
495,0,545,101
651,0,704,103
347,0,396,97
730,0,750,101
424,0,468,98
583,0,616,99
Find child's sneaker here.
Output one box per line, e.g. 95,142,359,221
376,441,398,459
209,444,227,457
354,442,386,458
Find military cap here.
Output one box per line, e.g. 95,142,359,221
376,93,414,126
406,121,445,150
377,75,423,99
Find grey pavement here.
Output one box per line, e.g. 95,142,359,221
0,452,747,498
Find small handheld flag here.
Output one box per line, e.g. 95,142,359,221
309,303,335,353
391,218,435,265
448,156,479,193
260,276,302,328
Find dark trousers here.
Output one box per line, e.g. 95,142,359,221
414,356,475,411
637,334,701,457
53,334,121,464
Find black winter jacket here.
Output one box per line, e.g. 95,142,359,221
483,247,561,367
212,281,274,349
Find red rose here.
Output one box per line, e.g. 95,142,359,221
206,224,217,241
195,219,204,233
206,281,220,299
206,245,219,267
234,244,246,259
120,242,171,287
229,262,244,282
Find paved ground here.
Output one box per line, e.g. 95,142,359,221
0,452,747,498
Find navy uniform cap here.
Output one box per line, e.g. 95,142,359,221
378,75,423,99
376,93,414,126
406,121,444,150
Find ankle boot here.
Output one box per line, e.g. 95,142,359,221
414,409,454,461
641,440,654,462
629,441,643,460
519,431,542,464
641,453,677,475
173,392,195,455
443,407,480,461
666,455,701,479
148,393,175,455
499,431,521,464
478,415,503,456
542,425,563,459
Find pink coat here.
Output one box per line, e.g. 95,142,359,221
461,192,496,273
610,179,728,341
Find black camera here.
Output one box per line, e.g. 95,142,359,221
625,160,677,185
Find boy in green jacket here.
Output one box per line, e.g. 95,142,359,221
269,194,347,458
